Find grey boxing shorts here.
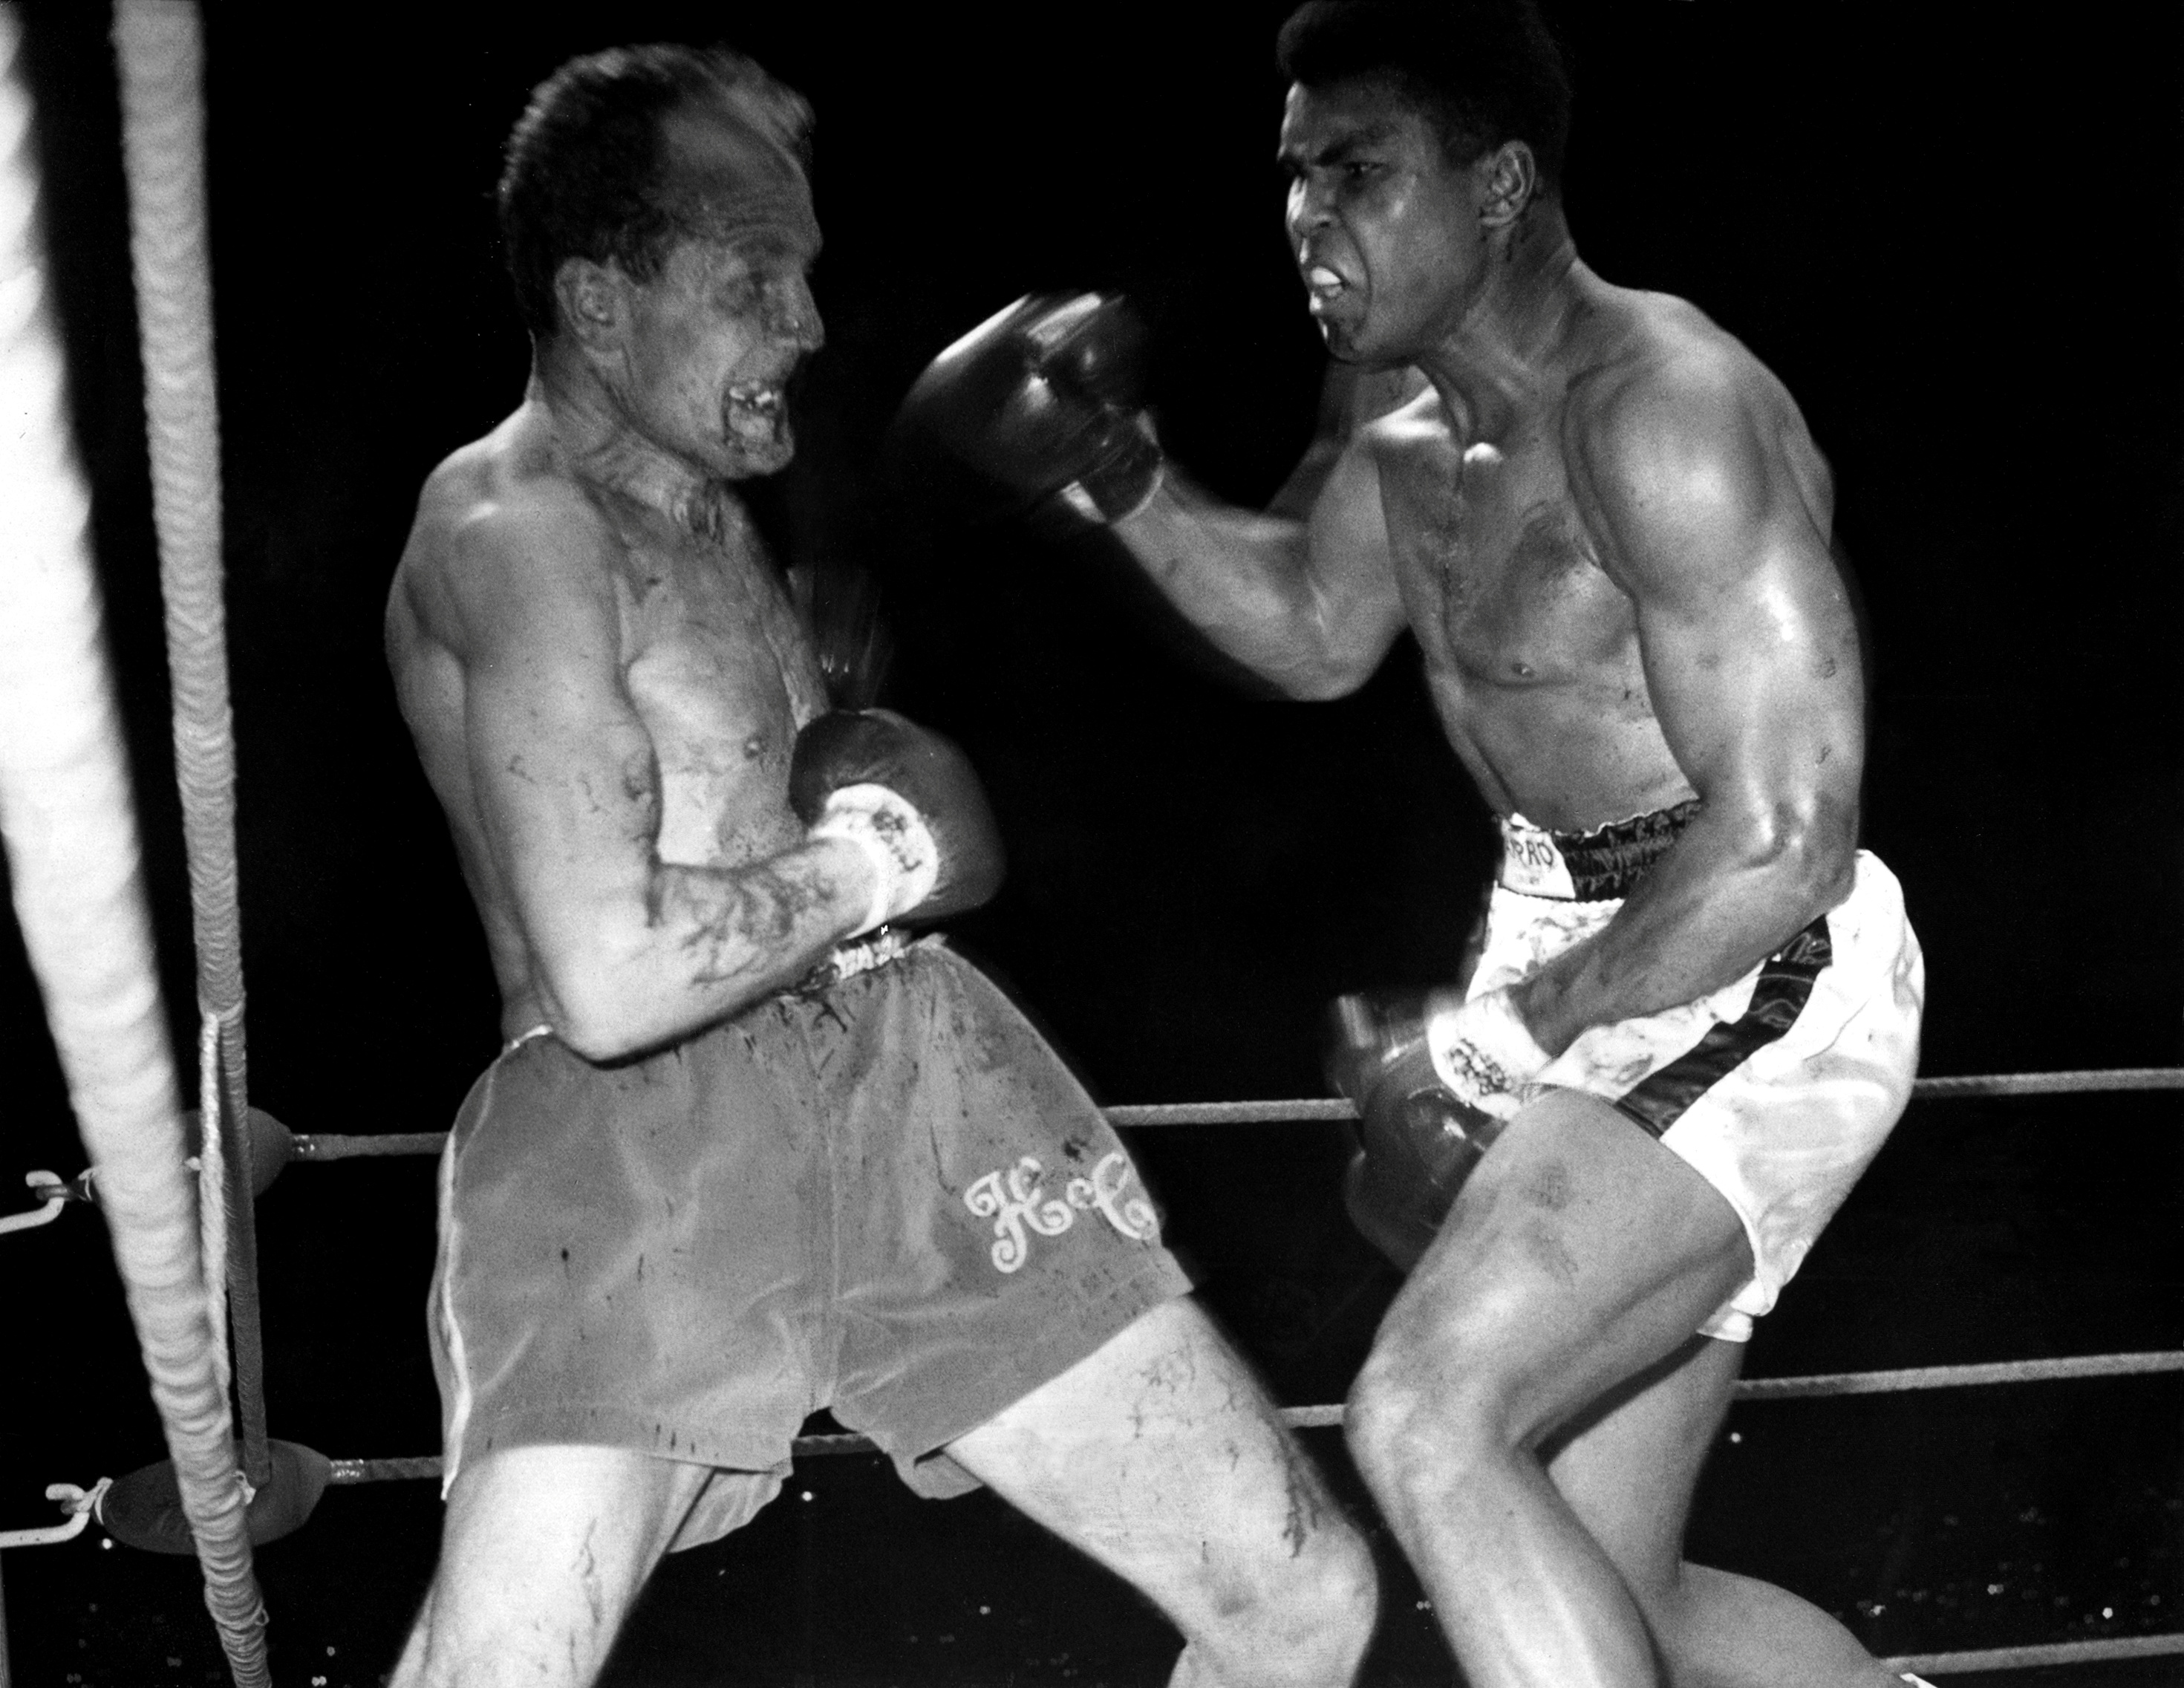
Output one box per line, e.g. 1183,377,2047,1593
428,934,1191,1548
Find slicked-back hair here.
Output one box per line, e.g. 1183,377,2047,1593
498,43,814,339
1277,0,1571,192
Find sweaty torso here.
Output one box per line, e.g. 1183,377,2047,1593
1367,285,1830,832
386,404,828,1036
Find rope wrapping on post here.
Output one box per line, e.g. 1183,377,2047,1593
110,0,270,1488
0,7,267,1683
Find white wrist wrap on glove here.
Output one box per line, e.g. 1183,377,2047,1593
810,783,939,937
1424,989,1554,1120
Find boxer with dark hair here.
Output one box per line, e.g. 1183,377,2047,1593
905,1,1927,1683
384,42,1375,1688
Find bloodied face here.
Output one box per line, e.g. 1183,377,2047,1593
600,94,826,480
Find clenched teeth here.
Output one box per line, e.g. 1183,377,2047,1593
728,383,783,414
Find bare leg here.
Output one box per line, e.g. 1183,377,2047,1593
1548,1331,1903,1687
1343,1087,1764,1687
388,1445,713,1688
947,1296,1378,1688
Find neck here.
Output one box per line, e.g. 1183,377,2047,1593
1415,201,1586,441
528,338,735,541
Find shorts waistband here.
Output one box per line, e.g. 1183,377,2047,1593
780,922,916,999
1496,800,1700,901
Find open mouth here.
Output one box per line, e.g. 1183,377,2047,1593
725,381,788,446
1303,264,1350,315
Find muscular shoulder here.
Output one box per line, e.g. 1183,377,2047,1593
1562,293,1832,600
392,408,622,665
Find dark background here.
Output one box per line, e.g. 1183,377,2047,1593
1,3,2178,1684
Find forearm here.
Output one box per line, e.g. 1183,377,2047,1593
1505,806,1856,1056
1112,475,1374,699
544,835,872,1060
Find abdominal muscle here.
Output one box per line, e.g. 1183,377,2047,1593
1424,659,1698,832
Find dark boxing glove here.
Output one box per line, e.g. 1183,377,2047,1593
1326,988,1551,1270
791,710,1005,933
897,293,1163,524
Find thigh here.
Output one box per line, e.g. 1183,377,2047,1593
1375,1086,1755,1444
437,1025,821,1486
404,1446,719,1687
1544,1332,1742,1597
826,949,1192,1465
945,1298,1342,1612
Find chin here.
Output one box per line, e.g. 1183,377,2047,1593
719,431,796,480
1316,308,1405,369
1321,327,1410,371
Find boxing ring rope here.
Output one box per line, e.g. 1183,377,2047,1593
265,1064,2178,1678
267,1065,2184,1164
0,3,270,1682
112,0,273,1492
320,1349,2184,1481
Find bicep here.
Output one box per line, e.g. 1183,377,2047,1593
1297,431,1408,684
1594,391,1863,829
1637,529,1863,824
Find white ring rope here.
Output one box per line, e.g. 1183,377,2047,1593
110,0,271,1487
0,6,267,1684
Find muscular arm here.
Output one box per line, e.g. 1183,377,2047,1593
1106,365,1418,699
1510,362,1862,1055
433,502,871,1063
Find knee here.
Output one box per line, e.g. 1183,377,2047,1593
1206,1509,1378,1687
1298,1511,1380,1652
1343,1325,1522,1516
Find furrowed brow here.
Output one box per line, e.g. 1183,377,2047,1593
1279,123,1402,171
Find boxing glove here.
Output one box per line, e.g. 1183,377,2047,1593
1326,988,1551,1269
791,710,1005,933
898,293,1163,523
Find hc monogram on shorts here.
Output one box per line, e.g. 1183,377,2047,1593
964,1152,1160,1272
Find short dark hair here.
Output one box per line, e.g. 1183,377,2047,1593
497,44,814,338
1277,1,1572,192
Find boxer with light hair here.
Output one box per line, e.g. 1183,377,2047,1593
904,1,1929,1683
384,43,1375,1688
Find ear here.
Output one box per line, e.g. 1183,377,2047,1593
1476,140,1539,229
552,257,625,350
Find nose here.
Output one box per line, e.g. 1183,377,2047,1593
1287,175,1334,246
769,275,824,353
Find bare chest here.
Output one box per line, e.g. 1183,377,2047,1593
615,528,827,867
1377,424,1637,691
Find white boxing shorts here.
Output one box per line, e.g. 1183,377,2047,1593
1473,803,1926,1341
